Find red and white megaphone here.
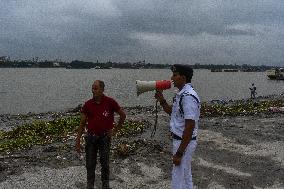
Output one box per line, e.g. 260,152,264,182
136,80,171,96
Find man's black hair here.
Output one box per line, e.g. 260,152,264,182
171,64,193,83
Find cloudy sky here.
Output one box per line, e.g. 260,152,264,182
1,0,284,66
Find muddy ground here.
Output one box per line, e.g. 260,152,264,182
0,104,283,189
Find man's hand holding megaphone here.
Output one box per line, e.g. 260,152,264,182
136,80,172,136
154,90,165,103
155,90,172,115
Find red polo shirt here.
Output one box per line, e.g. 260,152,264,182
81,95,121,135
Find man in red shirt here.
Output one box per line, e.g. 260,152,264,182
75,80,126,189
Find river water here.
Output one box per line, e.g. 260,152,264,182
0,68,283,114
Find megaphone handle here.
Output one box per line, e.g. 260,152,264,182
151,99,158,137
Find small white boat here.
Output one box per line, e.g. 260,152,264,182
266,68,284,80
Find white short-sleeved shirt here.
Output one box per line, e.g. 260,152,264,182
170,83,200,138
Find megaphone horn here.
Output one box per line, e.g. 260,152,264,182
136,80,171,96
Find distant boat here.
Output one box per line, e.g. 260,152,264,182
211,68,222,72
266,68,284,80
223,69,239,72
241,68,262,72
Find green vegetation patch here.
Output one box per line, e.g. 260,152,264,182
115,120,149,137
0,116,81,152
0,116,149,153
201,99,284,117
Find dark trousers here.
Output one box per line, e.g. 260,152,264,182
85,134,111,189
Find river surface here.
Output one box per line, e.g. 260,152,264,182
0,68,283,114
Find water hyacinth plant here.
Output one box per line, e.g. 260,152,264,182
0,98,283,153
0,115,149,152
114,119,149,137
0,116,81,152
201,99,284,117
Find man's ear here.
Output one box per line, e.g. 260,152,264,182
181,75,187,82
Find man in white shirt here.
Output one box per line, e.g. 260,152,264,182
155,64,200,189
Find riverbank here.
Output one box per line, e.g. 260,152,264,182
0,96,284,189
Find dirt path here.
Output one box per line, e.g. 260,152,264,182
195,113,284,189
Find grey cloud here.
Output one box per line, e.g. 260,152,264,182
116,0,284,36
0,0,284,65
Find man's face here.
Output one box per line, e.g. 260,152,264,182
92,81,104,98
171,72,185,88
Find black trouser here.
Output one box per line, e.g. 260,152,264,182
85,134,111,189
